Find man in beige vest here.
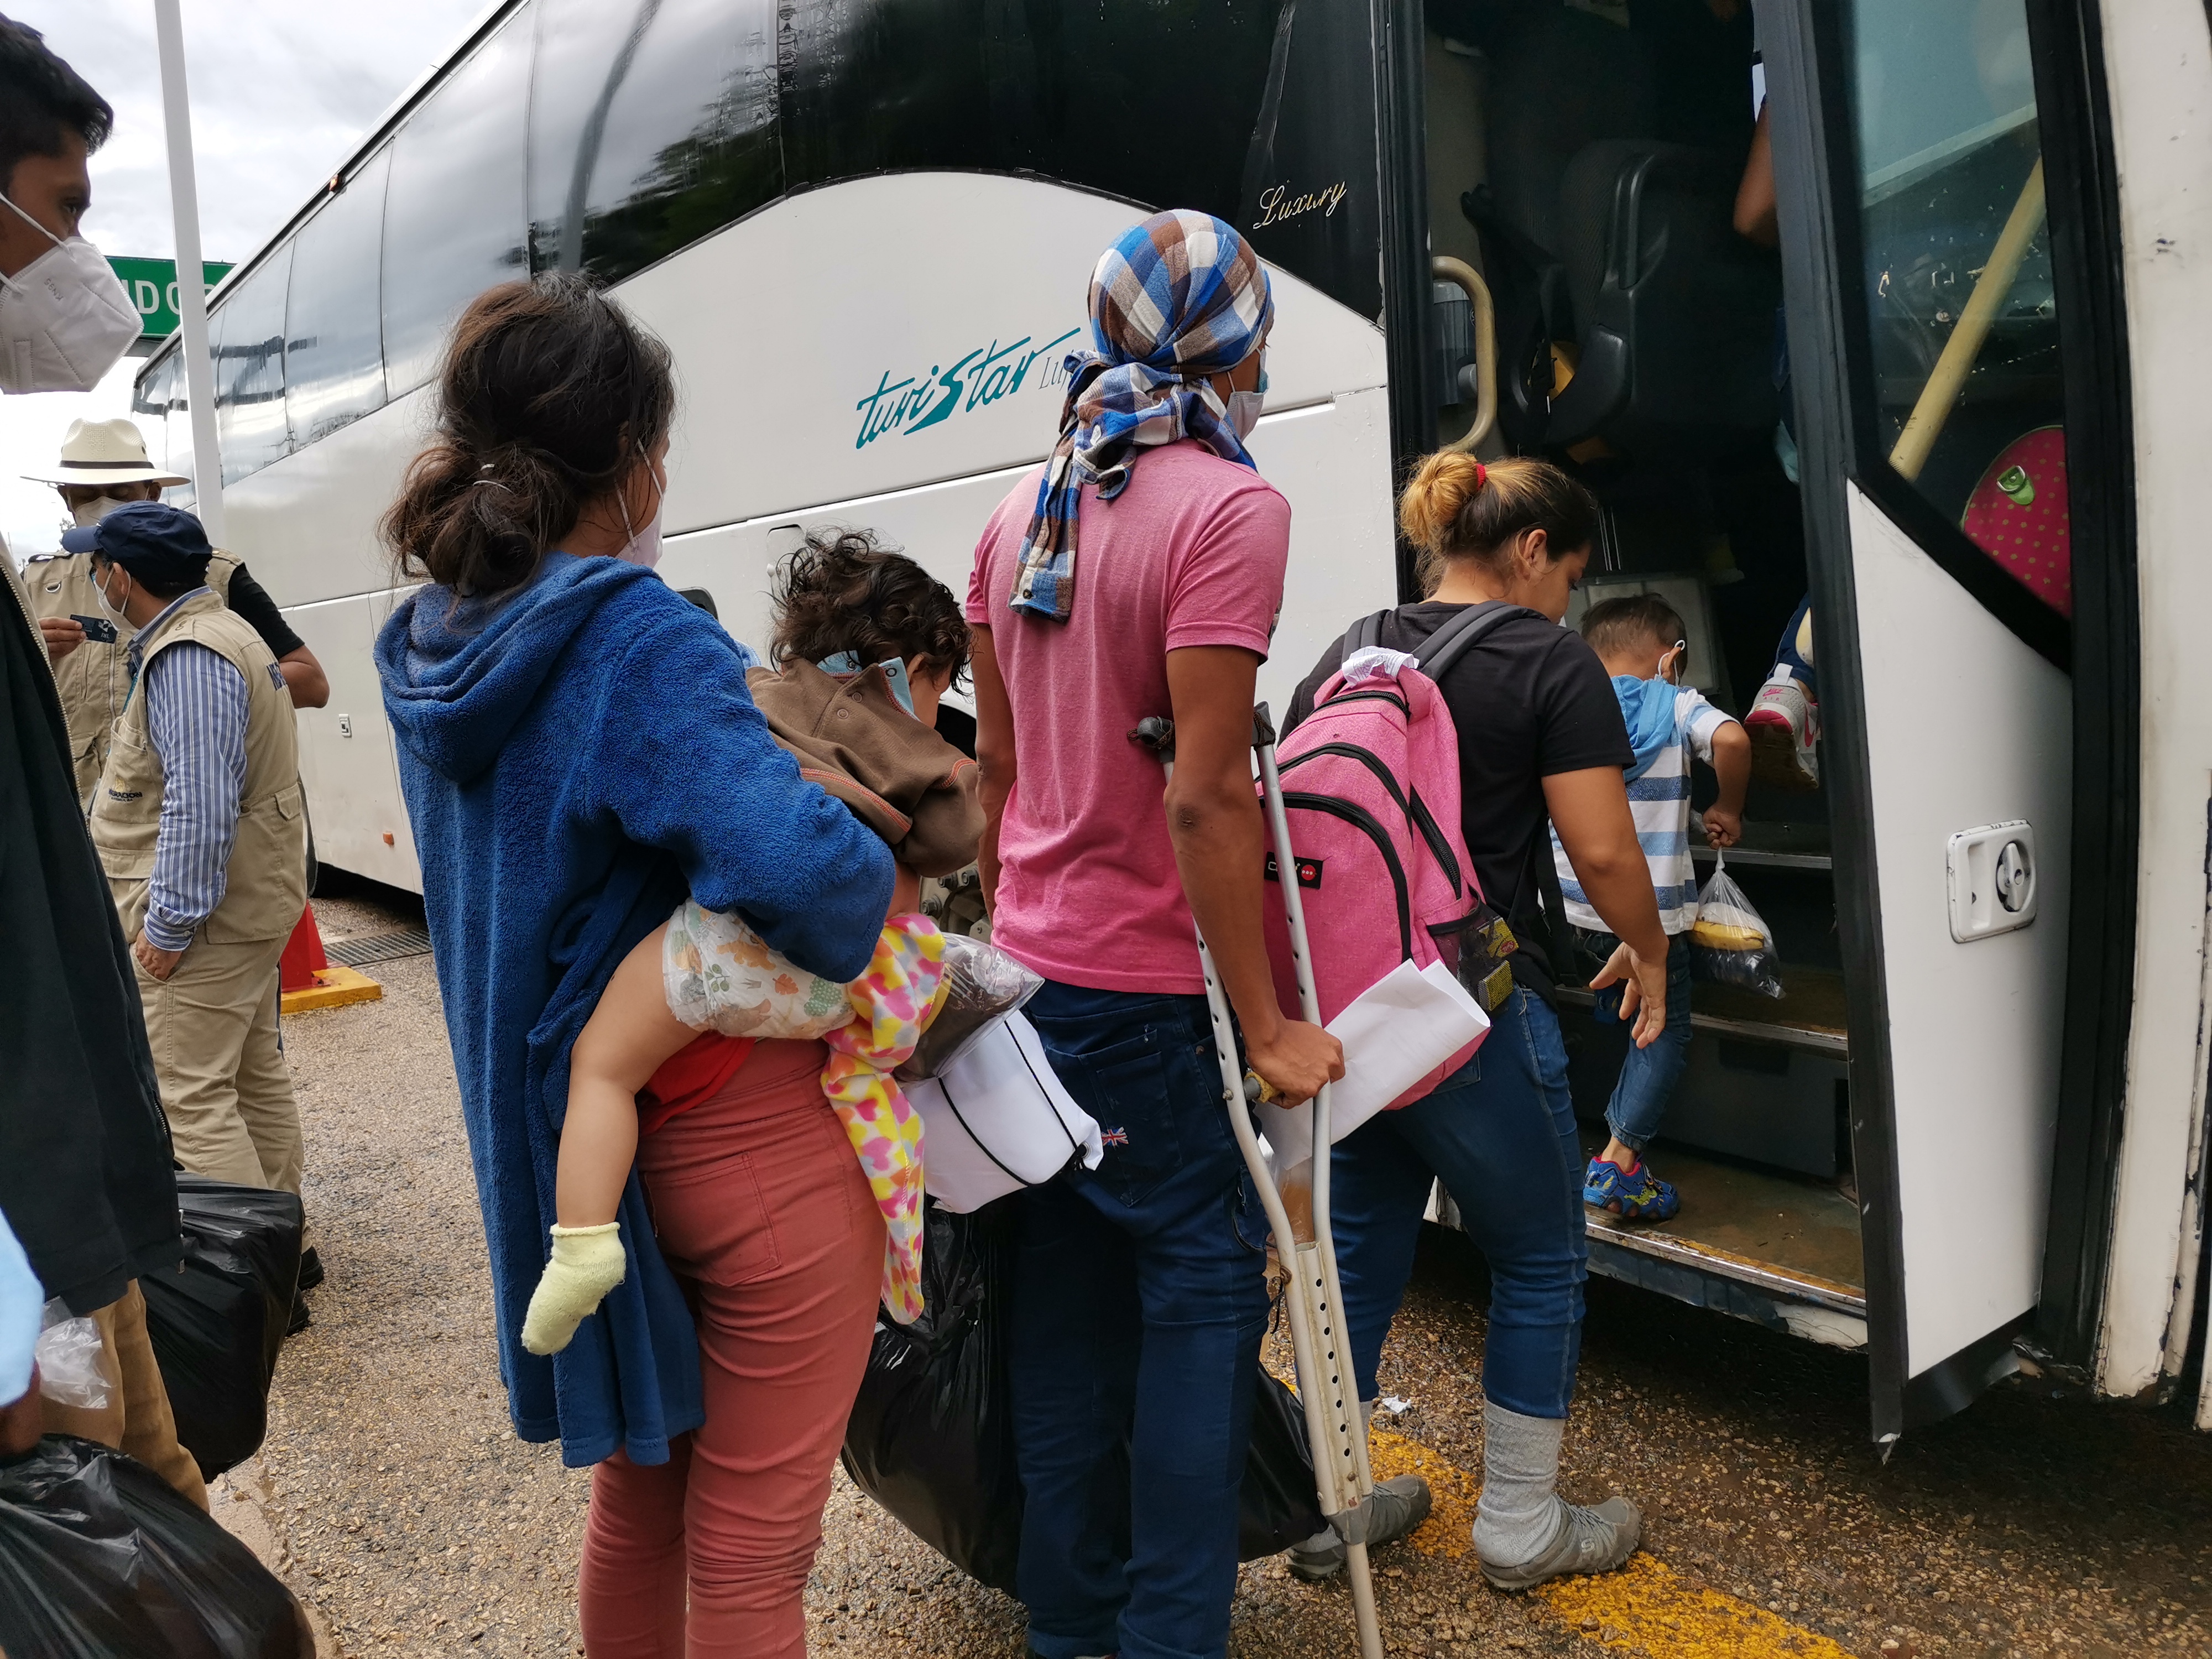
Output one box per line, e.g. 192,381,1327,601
25,417,330,810
62,502,309,1207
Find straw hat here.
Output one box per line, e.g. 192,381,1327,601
22,417,189,488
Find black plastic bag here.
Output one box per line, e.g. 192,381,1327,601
842,1201,1023,1590
841,1200,1326,1592
140,1175,304,1480
1239,1366,1326,1559
0,1434,312,1657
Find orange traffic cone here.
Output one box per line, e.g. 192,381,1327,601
278,902,382,1014
280,902,330,992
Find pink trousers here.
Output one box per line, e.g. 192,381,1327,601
578,1039,885,1658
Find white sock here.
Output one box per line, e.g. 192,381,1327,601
1474,1400,1566,1565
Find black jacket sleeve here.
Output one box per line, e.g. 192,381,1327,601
225,562,305,660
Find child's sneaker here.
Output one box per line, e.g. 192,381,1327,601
1745,670,1819,792
1584,1156,1679,1222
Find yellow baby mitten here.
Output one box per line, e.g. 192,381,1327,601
519,1223,627,1356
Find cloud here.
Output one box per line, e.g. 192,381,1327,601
3,0,482,557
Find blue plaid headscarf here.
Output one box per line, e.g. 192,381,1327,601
1011,210,1275,623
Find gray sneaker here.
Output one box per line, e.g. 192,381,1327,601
1478,1495,1641,1592
1285,1474,1433,1581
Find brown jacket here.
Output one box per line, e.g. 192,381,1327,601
747,658,983,878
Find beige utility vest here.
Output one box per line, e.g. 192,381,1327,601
90,586,305,945
28,549,238,811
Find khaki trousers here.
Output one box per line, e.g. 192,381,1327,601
43,1281,207,1509
138,933,303,1196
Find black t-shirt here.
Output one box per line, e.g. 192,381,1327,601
223,561,304,660
1285,602,1632,1003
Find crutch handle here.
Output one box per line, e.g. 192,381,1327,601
1129,716,1176,760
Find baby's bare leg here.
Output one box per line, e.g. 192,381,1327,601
560,924,700,1227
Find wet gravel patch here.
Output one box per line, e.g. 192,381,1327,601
262,877,2212,1658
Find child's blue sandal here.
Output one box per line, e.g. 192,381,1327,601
1583,1156,1680,1222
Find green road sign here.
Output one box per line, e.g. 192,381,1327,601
107,256,236,340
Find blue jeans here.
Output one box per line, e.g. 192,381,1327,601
1585,929,1695,1154
1328,986,1587,1420
1774,593,1815,695
1008,981,1270,1659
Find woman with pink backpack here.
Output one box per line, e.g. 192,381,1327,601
1281,451,1670,1592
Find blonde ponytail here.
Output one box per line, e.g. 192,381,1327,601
1396,451,1601,595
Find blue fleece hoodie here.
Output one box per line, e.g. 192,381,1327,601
377,553,893,1467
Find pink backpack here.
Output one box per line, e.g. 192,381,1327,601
1262,603,1537,1110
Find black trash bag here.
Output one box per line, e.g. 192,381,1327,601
0,1434,313,1657
841,1200,1023,1592
1239,1366,1326,1559
841,1200,1327,1592
140,1175,304,1481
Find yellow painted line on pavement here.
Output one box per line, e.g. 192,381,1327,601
1366,1428,1854,1659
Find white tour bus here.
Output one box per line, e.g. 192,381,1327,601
133,0,2212,1443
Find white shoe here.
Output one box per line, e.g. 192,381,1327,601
1745,671,1819,792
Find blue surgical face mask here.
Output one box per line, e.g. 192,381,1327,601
1225,346,1268,442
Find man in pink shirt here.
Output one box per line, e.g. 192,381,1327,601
967,211,1343,1659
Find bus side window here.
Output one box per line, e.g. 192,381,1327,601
211,243,293,487
382,6,534,399
286,147,392,448
529,0,784,284
1837,0,2073,633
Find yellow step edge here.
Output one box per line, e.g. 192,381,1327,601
1366,1426,1856,1659
279,962,383,1015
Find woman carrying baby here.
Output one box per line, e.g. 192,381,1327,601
376,274,965,1657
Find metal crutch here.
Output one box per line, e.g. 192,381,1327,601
1130,707,1386,1659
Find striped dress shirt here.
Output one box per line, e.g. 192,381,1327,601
129,589,249,951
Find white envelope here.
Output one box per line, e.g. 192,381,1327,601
1259,958,1490,1169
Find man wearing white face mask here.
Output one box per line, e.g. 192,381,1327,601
76,501,309,1231
0,19,137,396
27,417,331,807
0,14,208,1510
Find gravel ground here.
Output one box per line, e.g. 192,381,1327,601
257,878,2212,1659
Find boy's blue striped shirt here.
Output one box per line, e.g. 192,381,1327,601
1553,684,1735,935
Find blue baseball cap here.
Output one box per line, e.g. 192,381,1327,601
61,500,213,591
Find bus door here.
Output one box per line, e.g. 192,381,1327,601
1765,0,2125,1439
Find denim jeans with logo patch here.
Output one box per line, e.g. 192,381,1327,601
1327,985,1588,1419
1009,980,1270,1659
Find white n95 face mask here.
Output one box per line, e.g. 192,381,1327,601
70,493,136,528
0,191,140,395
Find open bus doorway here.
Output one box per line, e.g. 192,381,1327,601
1412,0,2084,1397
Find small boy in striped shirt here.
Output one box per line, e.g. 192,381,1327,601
1551,594,1750,1222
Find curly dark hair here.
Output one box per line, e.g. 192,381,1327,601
770,530,970,691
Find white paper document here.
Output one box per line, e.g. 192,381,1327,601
1259,958,1490,1169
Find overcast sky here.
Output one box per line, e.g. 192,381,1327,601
3,0,487,557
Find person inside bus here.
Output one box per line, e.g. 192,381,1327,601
1552,593,1750,1224
517,531,980,1360
29,416,332,812
375,272,893,1659
966,209,1351,1659
0,11,206,1512
1731,99,1823,790
1286,452,1666,1592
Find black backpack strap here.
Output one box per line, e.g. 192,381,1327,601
1343,608,1391,658
1410,600,1542,682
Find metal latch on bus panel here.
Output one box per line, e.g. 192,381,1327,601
1946,820,2037,943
